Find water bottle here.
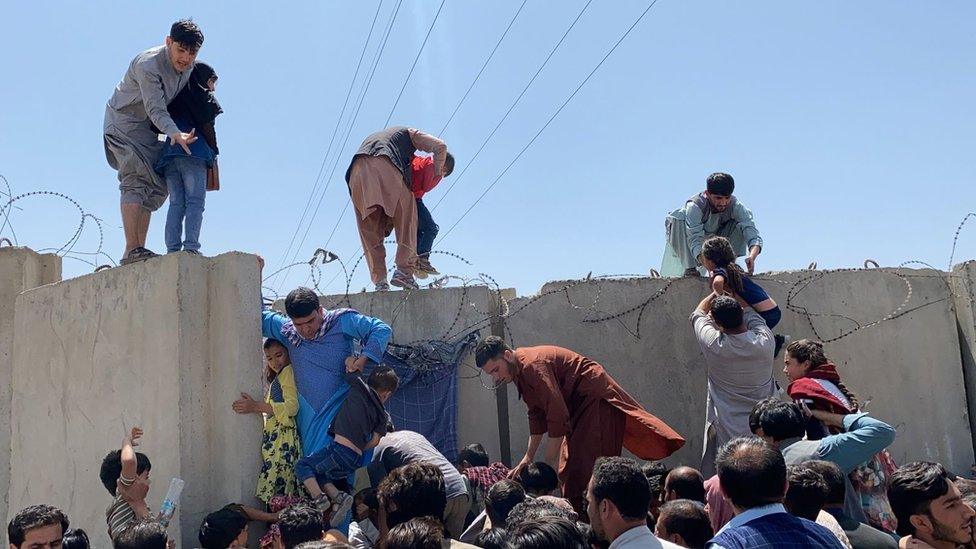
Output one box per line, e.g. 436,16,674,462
157,477,185,528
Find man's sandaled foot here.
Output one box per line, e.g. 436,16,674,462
121,247,159,265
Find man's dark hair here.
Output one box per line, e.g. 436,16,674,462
475,528,508,549
642,462,672,505
99,450,152,496
706,172,735,196
804,460,845,506
591,457,651,521
198,505,248,549
7,505,69,548
665,467,706,504
62,528,90,549
507,516,587,549
379,462,447,529
458,443,489,467
711,295,743,330
506,498,577,530
443,152,456,178
715,436,787,509
113,519,167,549
285,287,320,318
278,504,325,549
519,462,559,496
386,516,445,549
749,398,805,441
475,336,510,368
367,365,399,393
170,19,204,50
785,464,829,520
485,479,526,527
657,500,713,549
888,461,953,536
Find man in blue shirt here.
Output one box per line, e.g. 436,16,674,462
708,437,844,548
258,286,392,455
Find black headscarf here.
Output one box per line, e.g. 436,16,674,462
170,61,223,126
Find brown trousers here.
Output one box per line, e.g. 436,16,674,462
348,156,418,284
560,399,626,519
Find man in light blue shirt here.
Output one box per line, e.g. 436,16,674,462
708,437,844,548
662,172,763,277
749,398,896,524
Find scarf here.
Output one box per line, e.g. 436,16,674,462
279,307,357,347
786,362,854,414
171,62,222,125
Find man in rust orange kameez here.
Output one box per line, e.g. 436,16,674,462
475,336,685,517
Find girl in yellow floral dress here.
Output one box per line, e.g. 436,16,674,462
233,338,302,504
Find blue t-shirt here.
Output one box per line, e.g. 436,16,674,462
155,116,214,172
714,267,770,305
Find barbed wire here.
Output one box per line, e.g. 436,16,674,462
0,180,114,268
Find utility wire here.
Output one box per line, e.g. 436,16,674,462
317,0,596,292
276,0,405,290
437,0,528,137
428,0,594,213
315,0,451,264
385,0,448,127
270,0,385,289
433,0,663,246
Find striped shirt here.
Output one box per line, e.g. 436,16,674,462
106,490,151,540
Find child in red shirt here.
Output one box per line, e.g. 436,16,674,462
411,153,454,277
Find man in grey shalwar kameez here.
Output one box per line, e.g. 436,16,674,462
103,19,203,264
690,293,777,478
661,172,763,277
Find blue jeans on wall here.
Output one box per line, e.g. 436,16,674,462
416,198,438,256
163,156,207,253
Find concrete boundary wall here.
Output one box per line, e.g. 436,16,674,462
0,248,61,527
953,261,976,448
503,269,974,473
2,249,974,544
6,252,262,548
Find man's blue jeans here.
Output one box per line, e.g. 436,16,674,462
416,198,438,256
163,156,207,253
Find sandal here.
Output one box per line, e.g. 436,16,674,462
121,247,159,265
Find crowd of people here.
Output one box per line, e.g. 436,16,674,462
6,15,953,549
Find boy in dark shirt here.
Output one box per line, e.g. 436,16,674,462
295,357,399,527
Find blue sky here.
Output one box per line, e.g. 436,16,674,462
1,1,973,295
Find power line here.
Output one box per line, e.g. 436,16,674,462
433,0,663,247
276,0,405,290
385,0,448,127
428,0,594,213
436,0,528,137
315,0,451,265
270,0,385,289
316,0,595,292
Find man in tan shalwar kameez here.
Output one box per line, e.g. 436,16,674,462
345,127,448,291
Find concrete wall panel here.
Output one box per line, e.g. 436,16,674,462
502,269,972,473
7,252,262,548
0,248,61,525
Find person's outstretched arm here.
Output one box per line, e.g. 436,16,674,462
409,129,448,176
732,202,763,274
814,410,897,473
683,201,708,263
340,313,392,365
